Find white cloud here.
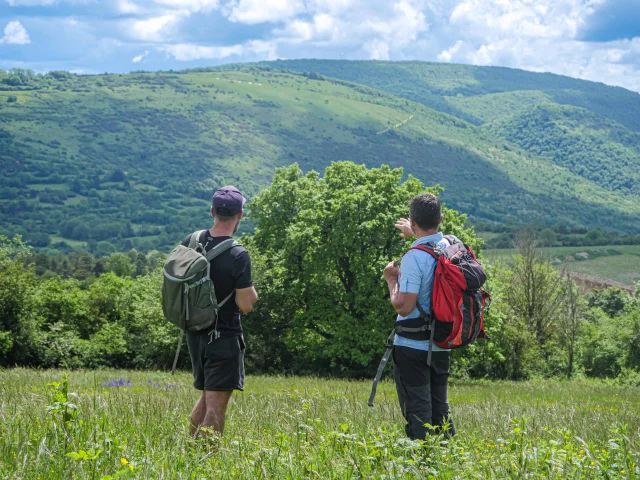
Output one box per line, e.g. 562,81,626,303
0,21,31,45
270,0,428,59
128,14,181,41
132,50,150,63
117,0,142,14
366,39,389,60
153,0,219,12
448,0,597,40
161,38,276,61
227,0,305,25
431,0,640,91
161,42,244,61
437,40,463,62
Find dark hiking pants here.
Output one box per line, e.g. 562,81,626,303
393,346,456,440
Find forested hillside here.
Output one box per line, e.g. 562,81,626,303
254,60,640,202
2,64,640,254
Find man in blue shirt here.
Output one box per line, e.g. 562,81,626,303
383,193,457,440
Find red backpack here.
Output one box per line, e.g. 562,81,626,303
408,235,490,358
368,235,490,406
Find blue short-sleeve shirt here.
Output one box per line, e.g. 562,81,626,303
394,232,459,352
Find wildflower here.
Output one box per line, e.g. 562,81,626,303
129,465,134,471
120,457,128,466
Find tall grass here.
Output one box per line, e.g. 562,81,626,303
1,369,638,479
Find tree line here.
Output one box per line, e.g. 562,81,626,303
1,162,639,382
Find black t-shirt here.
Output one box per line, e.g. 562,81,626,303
182,230,252,337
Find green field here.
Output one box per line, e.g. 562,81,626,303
485,244,640,287
1,369,639,479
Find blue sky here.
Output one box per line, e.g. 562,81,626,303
1,0,639,92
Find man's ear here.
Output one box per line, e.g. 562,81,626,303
439,215,443,225
210,207,216,219
238,209,244,220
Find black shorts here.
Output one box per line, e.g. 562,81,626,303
186,333,245,391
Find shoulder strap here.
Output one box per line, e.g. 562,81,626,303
409,244,440,260
188,230,206,250
205,239,241,262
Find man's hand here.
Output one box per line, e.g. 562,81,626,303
395,218,414,239
383,261,400,280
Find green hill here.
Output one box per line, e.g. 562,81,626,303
1,65,640,254
255,59,640,131
252,60,640,200
487,104,640,195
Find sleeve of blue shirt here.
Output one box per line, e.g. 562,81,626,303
398,251,422,294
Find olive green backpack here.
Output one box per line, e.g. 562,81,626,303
162,230,241,373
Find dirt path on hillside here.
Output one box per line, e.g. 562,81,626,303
376,115,414,135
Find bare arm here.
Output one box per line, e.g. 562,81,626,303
235,286,258,313
384,262,418,317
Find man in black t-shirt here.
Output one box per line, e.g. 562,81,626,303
183,185,258,438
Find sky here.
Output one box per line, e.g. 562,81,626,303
1,0,639,92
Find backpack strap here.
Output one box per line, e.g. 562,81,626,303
188,230,206,250
409,244,440,260
205,239,242,262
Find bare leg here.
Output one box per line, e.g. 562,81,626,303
202,390,233,435
190,392,207,437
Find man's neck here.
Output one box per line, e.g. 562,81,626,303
208,223,235,237
415,228,439,239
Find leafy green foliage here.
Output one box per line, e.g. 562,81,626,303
243,162,478,375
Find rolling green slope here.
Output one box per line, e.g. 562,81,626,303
2,67,640,254
252,60,640,211
246,59,640,131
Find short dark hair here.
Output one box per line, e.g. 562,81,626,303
409,193,441,231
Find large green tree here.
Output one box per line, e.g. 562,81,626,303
243,162,480,375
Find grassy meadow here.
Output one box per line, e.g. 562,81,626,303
1,369,639,479
485,244,640,287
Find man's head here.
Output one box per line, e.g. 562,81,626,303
409,193,442,233
211,186,246,231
